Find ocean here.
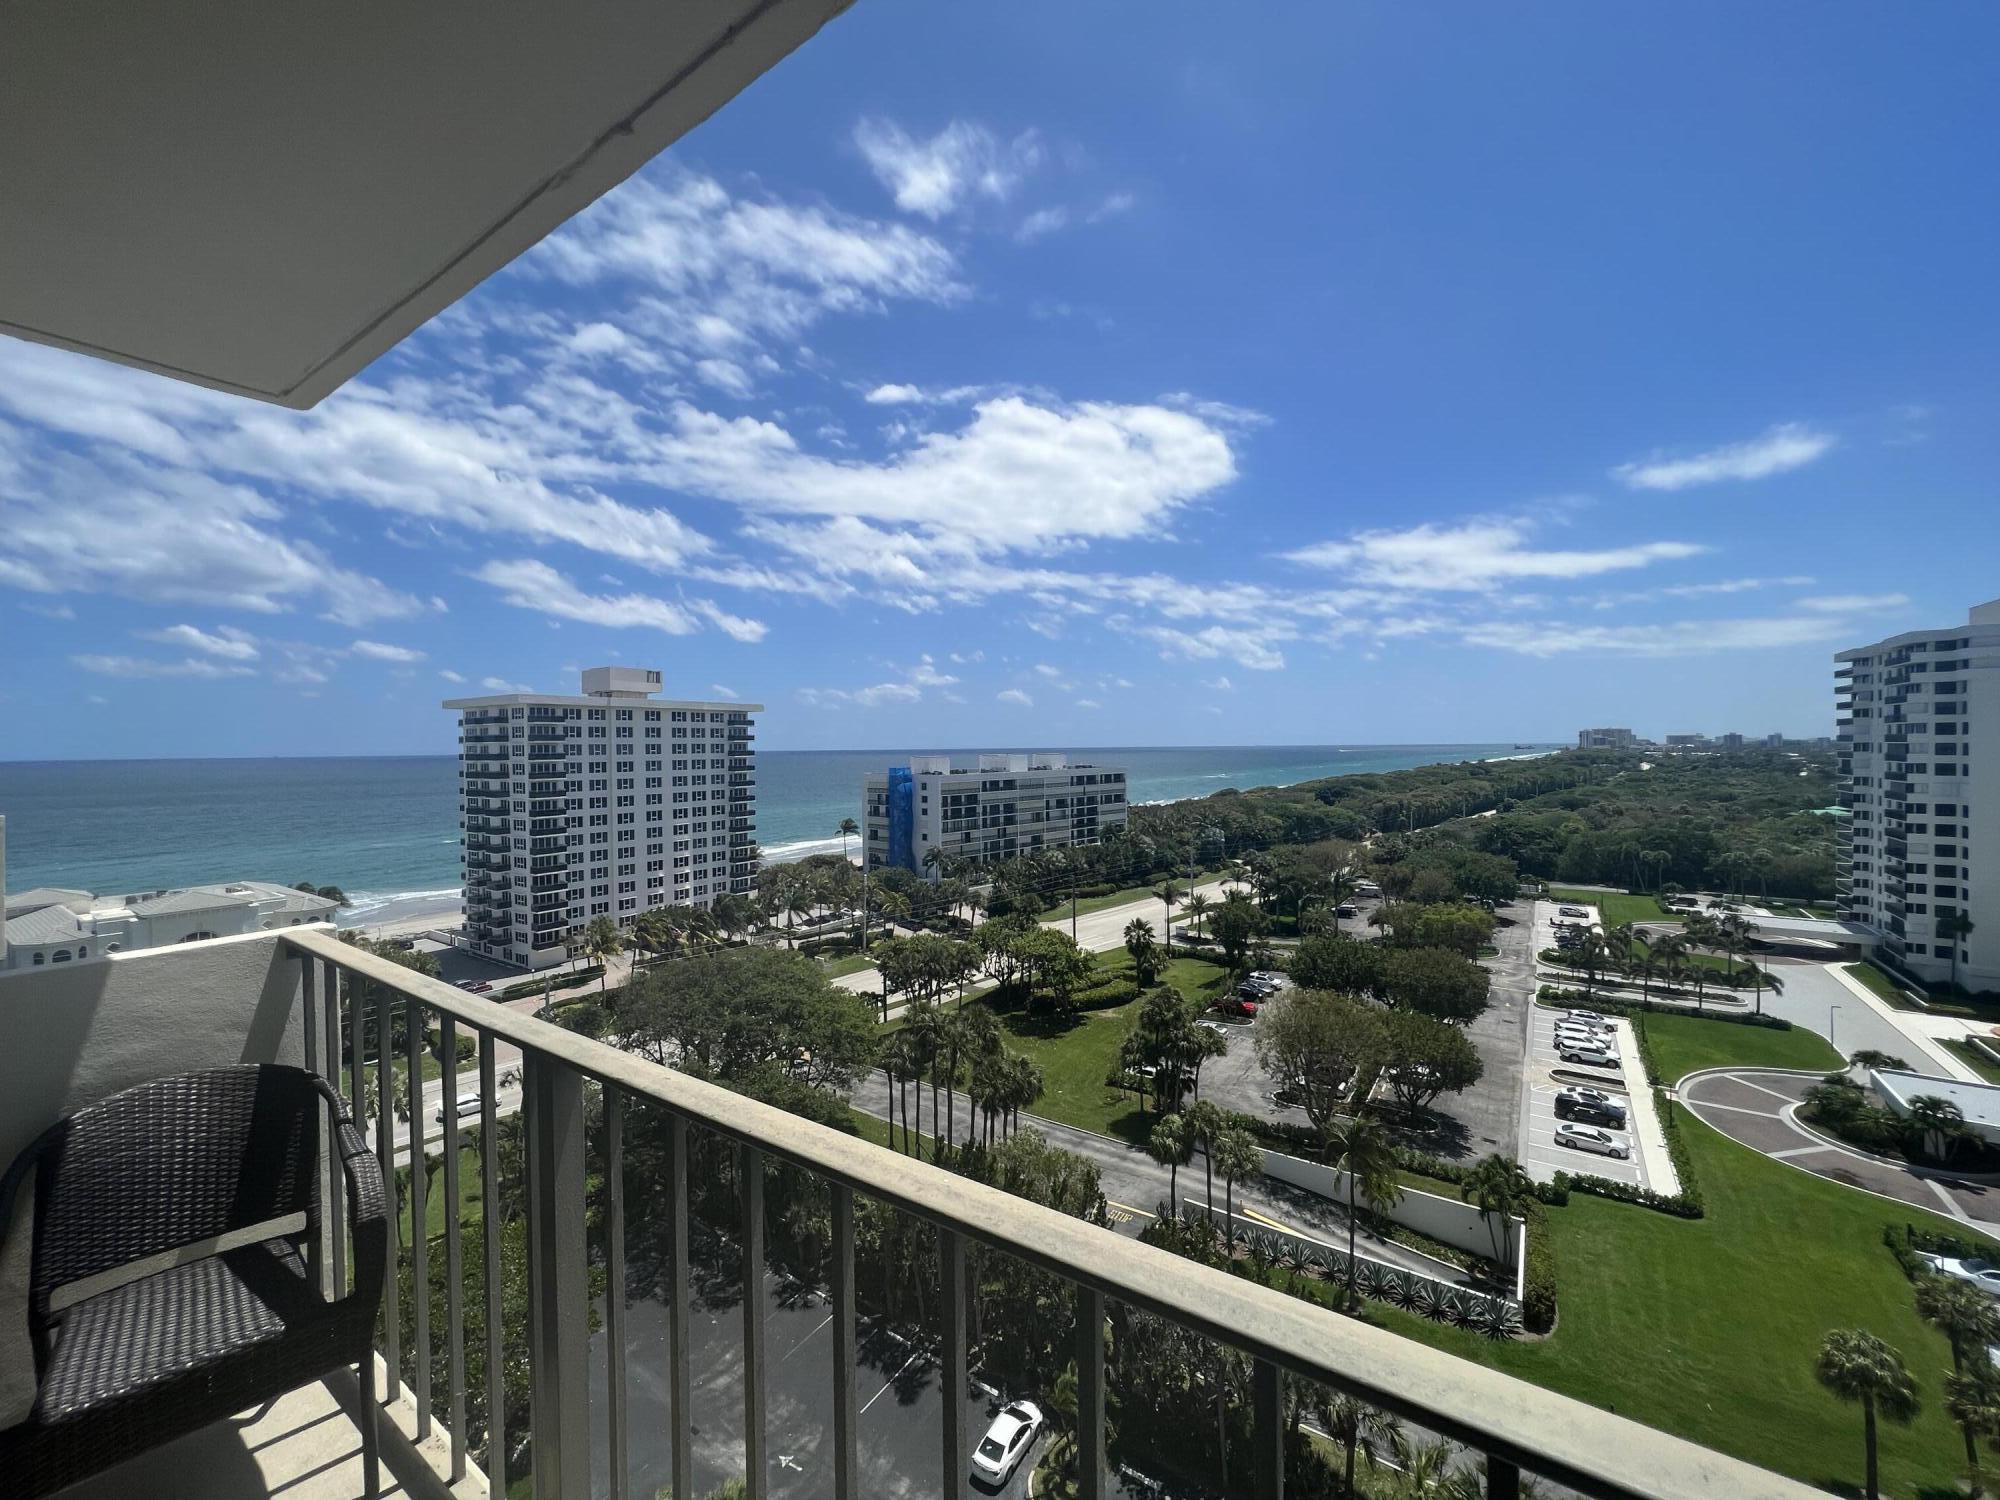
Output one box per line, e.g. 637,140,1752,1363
0,744,1553,928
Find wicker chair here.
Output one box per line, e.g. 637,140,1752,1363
0,1064,387,1499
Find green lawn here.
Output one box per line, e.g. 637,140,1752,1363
1368,1112,1968,1497
1642,1010,1843,1085
1038,882,1190,923
1847,960,1916,1005
1547,887,1680,929
1946,1038,2000,1085
984,954,1232,1147
818,951,877,979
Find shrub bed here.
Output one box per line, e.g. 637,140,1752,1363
1521,1205,1557,1333
1884,1221,2000,1280
1536,985,1792,1030
1539,950,1770,991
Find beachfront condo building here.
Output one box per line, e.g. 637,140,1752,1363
1836,598,2000,991
445,667,759,970
863,753,1129,879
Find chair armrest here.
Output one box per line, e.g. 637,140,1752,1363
334,1113,388,1313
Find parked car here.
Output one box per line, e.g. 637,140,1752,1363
1556,1084,1622,1111
1557,1040,1620,1069
434,1092,482,1123
453,979,493,994
1556,1095,1627,1128
1919,1254,2000,1297
971,1401,1044,1487
1217,996,1259,1019
1555,1122,1630,1159
1559,905,1590,918
1334,903,1358,919
1554,1021,1613,1045
1354,880,1381,896
1563,1009,1609,1025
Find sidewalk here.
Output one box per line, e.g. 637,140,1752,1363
1824,962,1980,1083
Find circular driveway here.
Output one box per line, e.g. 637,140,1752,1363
1677,1067,2000,1227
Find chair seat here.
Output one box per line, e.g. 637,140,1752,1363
36,1241,317,1425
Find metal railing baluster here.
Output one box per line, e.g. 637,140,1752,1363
376,984,402,1401
1253,1357,1283,1500
668,1113,693,1500
406,995,432,1439
323,958,346,1295
441,1015,467,1481
301,957,322,1289
525,1053,590,1497
606,1088,630,1500
741,1143,768,1499
480,1032,505,1497
831,1183,858,1500
1077,1285,1106,1500
941,1227,967,1500
1487,1455,1522,1499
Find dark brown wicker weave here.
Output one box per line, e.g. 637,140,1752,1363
0,1064,387,1499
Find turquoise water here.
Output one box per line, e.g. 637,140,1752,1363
0,744,1551,924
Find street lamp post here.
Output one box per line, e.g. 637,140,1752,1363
1830,1004,1841,1050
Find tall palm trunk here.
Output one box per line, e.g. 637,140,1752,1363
886,1067,898,1153
1863,1397,1879,1500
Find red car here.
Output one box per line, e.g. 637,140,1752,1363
1217,995,1259,1019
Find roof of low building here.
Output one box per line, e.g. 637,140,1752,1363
1874,1070,2000,1129
125,888,258,918
4,887,93,916
4,904,86,946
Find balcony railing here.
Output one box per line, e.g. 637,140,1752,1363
257,928,1820,1500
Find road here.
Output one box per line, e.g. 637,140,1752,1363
846,1073,1469,1284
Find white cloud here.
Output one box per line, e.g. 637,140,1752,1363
1463,615,1852,658
865,383,926,405
1088,191,1137,223
473,559,766,642
1075,698,1102,710
439,670,466,684
853,119,1040,219
799,656,959,709
1796,592,1911,613
1016,207,1069,243
996,688,1034,707
20,601,75,620
1034,663,1067,679
350,639,426,662
710,684,739,699
1132,622,1291,671
1203,674,1236,692
141,623,259,661
1613,423,1836,491
1286,519,1703,592
72,653,255,679
1587,575,1816,609
481,676,533,693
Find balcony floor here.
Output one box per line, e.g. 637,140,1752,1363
55,1362,484,1500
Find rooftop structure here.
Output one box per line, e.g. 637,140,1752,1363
863,754,1129,879
444,669,760,970
1873,1069,2000,1144
1,876,339,972
1835,598,2000,990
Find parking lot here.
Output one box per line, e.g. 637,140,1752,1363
1522,1006,1652,1190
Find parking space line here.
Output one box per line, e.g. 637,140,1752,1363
1769,1145,1832,1160
1734,1078,1805,1104
1688,1099,1785,1119
860,1349,926,1415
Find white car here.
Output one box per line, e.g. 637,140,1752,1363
1558,1040,1620,1069
434,1092,481,1123
1555,1122,1630,1159
971,1401,1044,1486
1563,1009,1609,1025
1554,1023,1613,1048
1920,1254,2000,1297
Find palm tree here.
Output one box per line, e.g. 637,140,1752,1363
1814,1328,1919,1500
1123,917,1161,986
1183,890,1213,940
1646,931,1689,1003
1316,1393,1399,1500
1149,1113,1192,1215
1572,930,1611,1000
582,915,622,994
1212,1126,1263,1245
1917,1273,2000,1481
1940,912,1978,996
837,816,859,867
1460,1154,1533,1269
1947,1360,2000,1498
1748,961,1784,1018
1849,1048,1913,1075
1324,1112,1403,1311
1907,1094,1970,1162
1153,880,1180,955
1183,1100,1225,1217
1714,913,1755,985
1639,848,1671,893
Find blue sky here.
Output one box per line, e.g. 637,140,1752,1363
4,2,1998,759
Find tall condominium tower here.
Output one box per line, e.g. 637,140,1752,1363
863,753,1129,879
1835,600,1999,991
445,667,758,970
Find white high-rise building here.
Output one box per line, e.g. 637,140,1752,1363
445,667,759,970
1836,600,2000,991
863,753,1129,879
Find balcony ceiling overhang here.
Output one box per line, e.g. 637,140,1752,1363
0,0,851,408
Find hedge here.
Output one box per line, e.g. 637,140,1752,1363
1067,976,1141,1011
1884,1221,2000,1280
1521,1205,1557,1333
1536,985,1793,1030
1538,950,1771,991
